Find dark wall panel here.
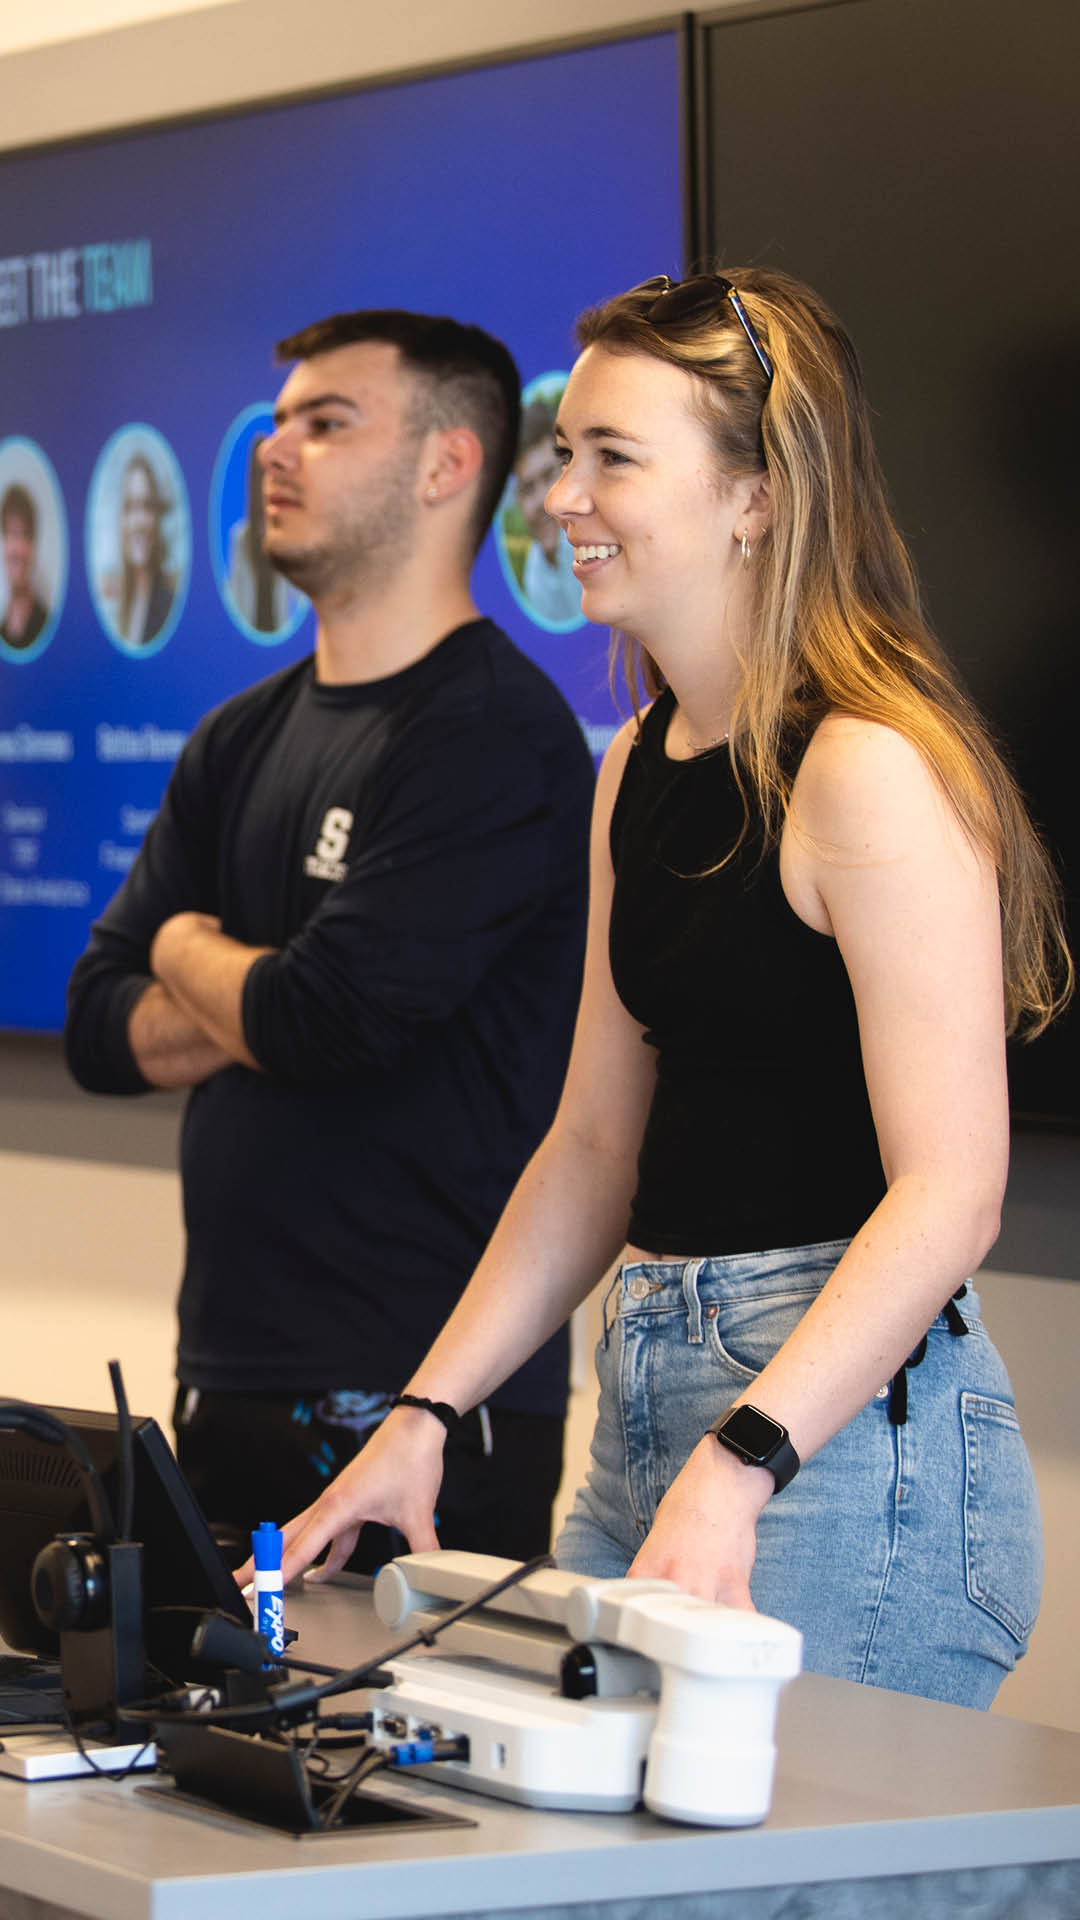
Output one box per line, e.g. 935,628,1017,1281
697,0,1079,1123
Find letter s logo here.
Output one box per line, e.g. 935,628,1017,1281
314,808,353,865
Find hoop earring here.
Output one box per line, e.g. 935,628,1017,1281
740,532,752,567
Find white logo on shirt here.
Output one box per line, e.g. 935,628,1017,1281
303,806,354,883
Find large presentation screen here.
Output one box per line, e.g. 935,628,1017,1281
0,31,683,1033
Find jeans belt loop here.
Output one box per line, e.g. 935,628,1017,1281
682,1259,706,1345
600,1265,624,1348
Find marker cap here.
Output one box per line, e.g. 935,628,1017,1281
252,1520,283,1572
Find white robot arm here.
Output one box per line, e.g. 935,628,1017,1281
370,1553,802,1826
565,1578,802,1825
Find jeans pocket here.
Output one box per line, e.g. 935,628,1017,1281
703,1285,819,1377
962,1392,1043,1645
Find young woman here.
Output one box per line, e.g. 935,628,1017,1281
273,269,1071,1707
117,452,174,646
226,434,294,634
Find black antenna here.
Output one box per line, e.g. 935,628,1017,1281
108,1360,135,1543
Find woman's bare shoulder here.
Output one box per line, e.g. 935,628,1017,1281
791,711,966,862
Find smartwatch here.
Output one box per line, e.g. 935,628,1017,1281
708,1404,800,1494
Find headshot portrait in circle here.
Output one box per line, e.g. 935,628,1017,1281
0,438,68,664
495,373,584,634
86,426,191,657
210,403,307,645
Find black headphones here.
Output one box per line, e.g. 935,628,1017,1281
0,1401,119,1634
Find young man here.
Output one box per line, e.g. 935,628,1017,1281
65,311,594,1566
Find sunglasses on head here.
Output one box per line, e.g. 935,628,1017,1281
634,274,774,384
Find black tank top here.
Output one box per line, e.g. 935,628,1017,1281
610,689,886,1255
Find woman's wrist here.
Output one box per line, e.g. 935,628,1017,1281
698,1433,774,1517
707,1404,800,1495
385,1396,455,1451
391,1392,460,1436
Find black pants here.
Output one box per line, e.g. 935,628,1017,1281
174,1385,564,1573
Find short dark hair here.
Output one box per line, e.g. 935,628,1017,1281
1,483,36,539
275,309,521,554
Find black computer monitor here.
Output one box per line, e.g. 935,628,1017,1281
0,1406,251,1677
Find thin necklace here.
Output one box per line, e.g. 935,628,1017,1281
681,723,730,755
667,699,732,759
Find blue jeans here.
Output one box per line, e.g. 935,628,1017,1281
555,1241,1043,1708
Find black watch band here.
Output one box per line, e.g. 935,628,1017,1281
708,1404,800,1494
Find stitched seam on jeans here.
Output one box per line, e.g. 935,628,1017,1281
855,1412,904,1685
616,1320,650,1534
962,1392,1037,1642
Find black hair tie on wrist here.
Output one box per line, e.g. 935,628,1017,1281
391,1393,460,1435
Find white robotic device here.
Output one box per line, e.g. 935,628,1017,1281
370,1551,802,1827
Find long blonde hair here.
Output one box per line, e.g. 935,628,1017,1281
576,268,1072,1038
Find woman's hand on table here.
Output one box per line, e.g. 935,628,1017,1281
627,1434,773,1609
234,1404,446,1589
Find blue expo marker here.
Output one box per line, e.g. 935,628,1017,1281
251,1519,285,1660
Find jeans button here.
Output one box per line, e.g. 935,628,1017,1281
626,1275,652,1300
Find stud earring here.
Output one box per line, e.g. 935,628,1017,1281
426,484,439,501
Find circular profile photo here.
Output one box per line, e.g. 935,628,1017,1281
209,403,308,646
495,371,584,636
85,425,191,657
0,438,68,665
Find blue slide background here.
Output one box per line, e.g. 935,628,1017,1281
0,32,682,1031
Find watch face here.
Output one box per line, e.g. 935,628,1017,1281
721,1406,784,1460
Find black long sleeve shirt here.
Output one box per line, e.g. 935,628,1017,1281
65,621,594,1411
